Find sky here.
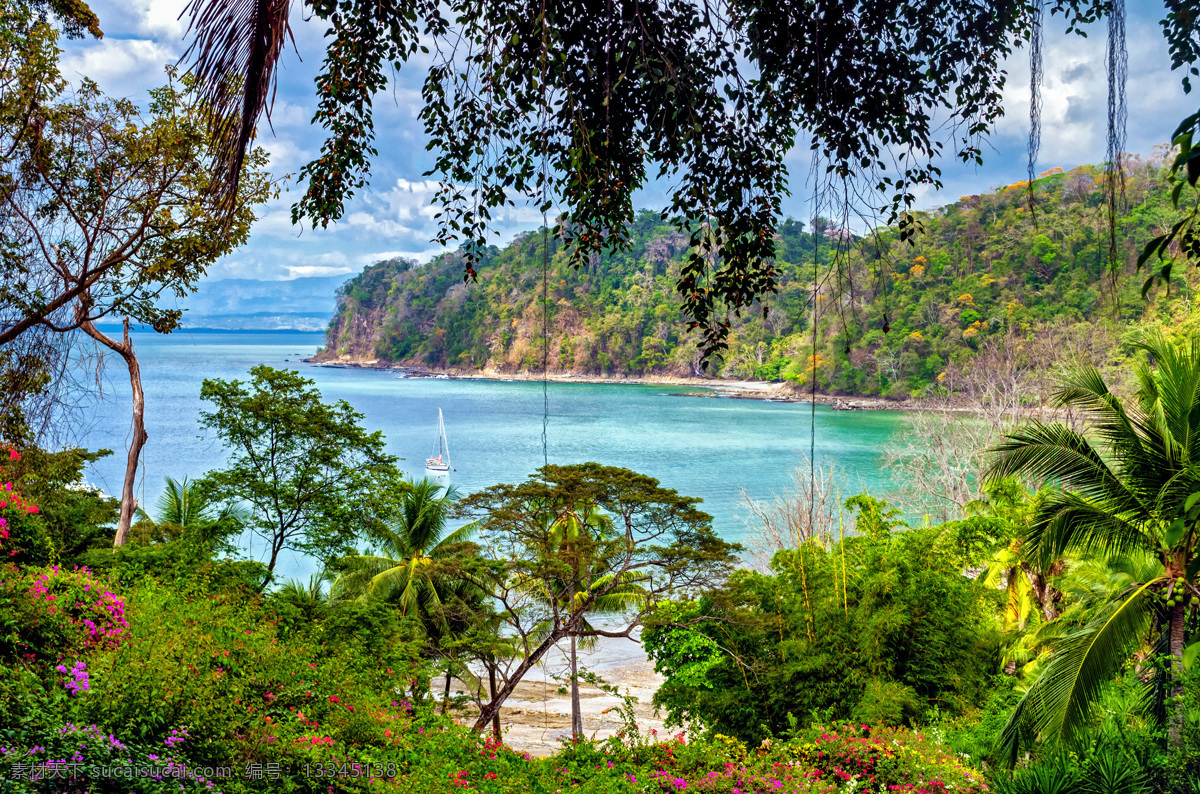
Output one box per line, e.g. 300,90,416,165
61,0,1190,284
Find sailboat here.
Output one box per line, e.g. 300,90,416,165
425,408,452,475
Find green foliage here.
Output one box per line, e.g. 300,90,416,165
319,161,1188,394
0,563,128,663
331,479,475,624
644,504,1002,743
131,476,247,557
4,446,118,561
198,366,408,589
986,331,1200,760
989,744,1150,794
0,52,276,344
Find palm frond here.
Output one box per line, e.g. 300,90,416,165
435,520,477,552
180,0,293,211
1018,579,1158,750
1027,490,1151,570
986,422,1146,519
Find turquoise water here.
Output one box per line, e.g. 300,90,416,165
79,329,908,579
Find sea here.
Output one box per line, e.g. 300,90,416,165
75,328,909,582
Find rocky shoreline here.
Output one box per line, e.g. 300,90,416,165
304,356,911,411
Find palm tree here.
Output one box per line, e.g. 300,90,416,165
528,499,646,739
330,479,476,710
331,479,474,610
134,476,247,548
274,574,331,622
985,332,1200,758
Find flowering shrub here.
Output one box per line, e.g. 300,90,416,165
26,566,128,650
55,660,90,695
773,724,989,794
0,722,223,794
0,447,51,565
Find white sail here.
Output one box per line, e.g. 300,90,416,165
425,409,451,474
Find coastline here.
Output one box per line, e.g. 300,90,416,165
303,355,907,411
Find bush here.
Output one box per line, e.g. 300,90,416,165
26,565,129,650
0,447,53,565
0,722,228,794
0,564,127,662
773,724,989,794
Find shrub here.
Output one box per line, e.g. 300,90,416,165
0,564,127,663
0,722,228,794
0,447,53,565
26,565,129,650
774,724,989,794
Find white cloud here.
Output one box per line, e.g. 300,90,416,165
995,16,1184,167
128,0,189,40
284,264,357,278
59,39,176,98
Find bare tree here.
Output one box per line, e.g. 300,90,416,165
740,456,860,569
884,321,1116,521
77,313,145,546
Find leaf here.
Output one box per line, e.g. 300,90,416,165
1185,492,1200,513
1138,235,1167,267
1184,640,1200,672
1187,556,1200,582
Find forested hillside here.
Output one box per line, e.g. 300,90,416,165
316,156,1197,396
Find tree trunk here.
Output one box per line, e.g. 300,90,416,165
79,316,145,548
473,627,566,733
441,666,452,715
488,662,501,740
1170,598,1187,745
570,632,583,739
1023,566,1061,622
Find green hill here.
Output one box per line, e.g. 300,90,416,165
315,156,1198,396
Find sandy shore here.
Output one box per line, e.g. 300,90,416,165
306,356,908,411
442,637,667,756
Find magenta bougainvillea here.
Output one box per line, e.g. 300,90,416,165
27,566,128,649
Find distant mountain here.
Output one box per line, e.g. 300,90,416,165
175,275,347,331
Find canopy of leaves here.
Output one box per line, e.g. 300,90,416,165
643,502,1002,743
184,0,1135,358
197,365,408,588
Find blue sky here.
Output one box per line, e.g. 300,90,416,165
62,0,1190,283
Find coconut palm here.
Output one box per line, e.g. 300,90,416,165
330,479,474,615
133,476,247,547
331,479,476,711
526,499,646,738
985,332,1200,759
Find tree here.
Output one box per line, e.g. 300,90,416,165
643,499,1000,742
0,6,274,543
330,478,477,712
181,0,1131,359
986,332,1200,757
455,463,740,733
198,366,406,590
522,499,647,738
